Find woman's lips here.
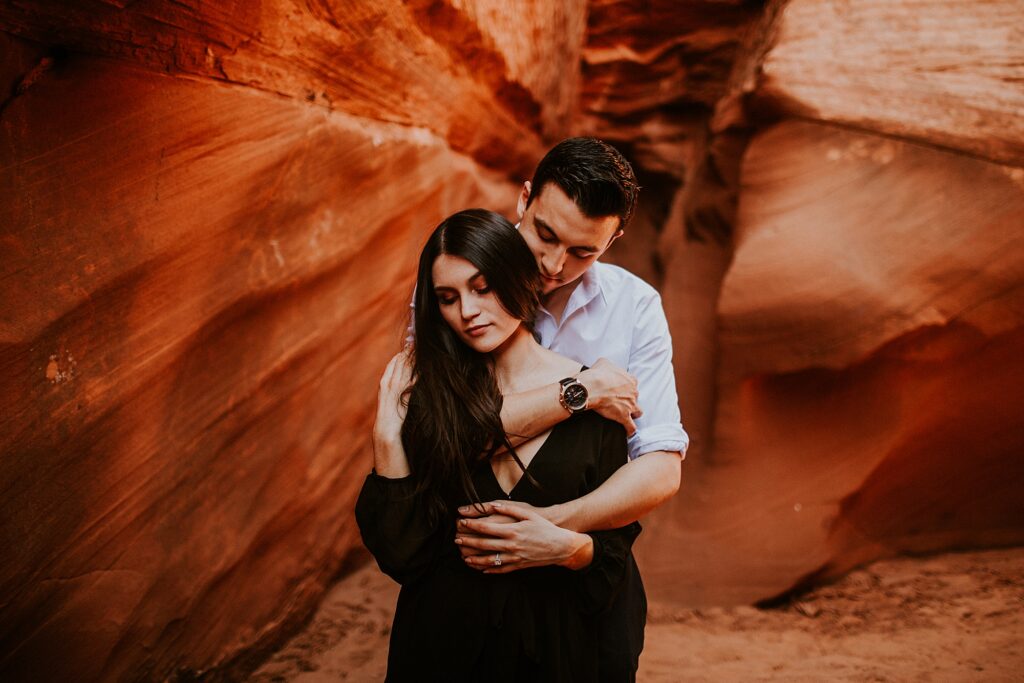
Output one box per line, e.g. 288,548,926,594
465,324,491,337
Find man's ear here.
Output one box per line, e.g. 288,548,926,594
606,229,624,249
516,181,532,220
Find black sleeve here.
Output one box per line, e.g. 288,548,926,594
354,471,442,586
573,418,643,615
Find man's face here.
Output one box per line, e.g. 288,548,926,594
516,182,622,296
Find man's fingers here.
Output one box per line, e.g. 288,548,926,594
624,415,637,436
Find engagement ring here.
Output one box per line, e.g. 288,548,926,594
493,553,502,566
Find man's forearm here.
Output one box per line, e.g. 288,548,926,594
548,451,682,531
500,382,568,446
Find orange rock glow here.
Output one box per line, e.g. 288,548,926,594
2,0,1022,679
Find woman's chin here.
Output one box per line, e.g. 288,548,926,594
466,337,500,353
462,330,514,354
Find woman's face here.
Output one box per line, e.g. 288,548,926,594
432,254,522,353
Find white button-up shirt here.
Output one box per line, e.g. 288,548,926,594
534,261,688,460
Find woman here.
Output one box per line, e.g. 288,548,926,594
356,209,643,682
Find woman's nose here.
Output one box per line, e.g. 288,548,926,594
460,297,480,319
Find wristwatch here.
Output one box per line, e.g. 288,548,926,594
558,376,589,414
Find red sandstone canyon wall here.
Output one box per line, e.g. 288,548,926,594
638,0,1024,605
2,0,1023,679
0,2,584,680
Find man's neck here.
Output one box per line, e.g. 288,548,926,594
541,276,584,325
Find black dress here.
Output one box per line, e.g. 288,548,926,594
355,410,646,682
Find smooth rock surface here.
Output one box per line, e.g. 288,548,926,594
0,31,514,682
0,0,588,177
638,120,1024,605
4,0,1024,679
758,0,1024,166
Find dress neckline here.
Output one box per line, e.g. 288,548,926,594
489,364,587,498
488,417,568,498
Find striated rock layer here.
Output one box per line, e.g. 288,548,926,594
638,120,1024,605
3,0,1024,677
757,0,1024,166
0,0,583,677
0,0,589,177
637,0,1024,606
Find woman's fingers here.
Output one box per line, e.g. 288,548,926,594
456,534,509,553
485,501,539,521
457,501,500,518
380,352,414,396
464,553,521,569
457,518,516,538
395,349,414,383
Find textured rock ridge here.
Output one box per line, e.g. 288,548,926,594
633,0,1024,605
3,0,1024,678
0,2,581,678
0,0,588,177
758,0,1024,166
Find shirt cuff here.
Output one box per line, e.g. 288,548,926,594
627,424,689,461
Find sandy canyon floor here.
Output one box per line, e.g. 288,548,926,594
250,546,1024,682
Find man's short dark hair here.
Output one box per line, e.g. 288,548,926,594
527,137,639,230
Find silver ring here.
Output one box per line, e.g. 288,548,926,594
493,553,502,567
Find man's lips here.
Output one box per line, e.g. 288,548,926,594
465,324,491,337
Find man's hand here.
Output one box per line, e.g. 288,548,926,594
455,501,593,573
577,358,641,435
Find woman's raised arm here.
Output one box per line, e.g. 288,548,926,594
371,351,414,478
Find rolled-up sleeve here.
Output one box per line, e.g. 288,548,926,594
626,291,689,460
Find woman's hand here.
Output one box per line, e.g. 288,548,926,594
374,351,414,439
455,502,594,573
372,351,414,478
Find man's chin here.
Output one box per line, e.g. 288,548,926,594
540,277,564,294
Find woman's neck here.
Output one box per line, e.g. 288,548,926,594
489,325,546,392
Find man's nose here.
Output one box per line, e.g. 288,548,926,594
542,247,567,276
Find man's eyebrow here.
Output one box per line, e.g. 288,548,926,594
535,217,599,252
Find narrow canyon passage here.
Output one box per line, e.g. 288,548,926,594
2,1,1022,680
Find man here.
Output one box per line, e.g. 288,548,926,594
455,136,687,536
436,137,688,677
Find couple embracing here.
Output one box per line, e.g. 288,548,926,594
356,137,688,682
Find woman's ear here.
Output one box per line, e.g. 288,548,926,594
516,181,532,220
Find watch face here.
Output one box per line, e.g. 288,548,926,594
563,383,588,410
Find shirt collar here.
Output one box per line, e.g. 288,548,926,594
573,264,605,309
542,263,606,324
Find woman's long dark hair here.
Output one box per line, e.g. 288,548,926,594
403,209,541,523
